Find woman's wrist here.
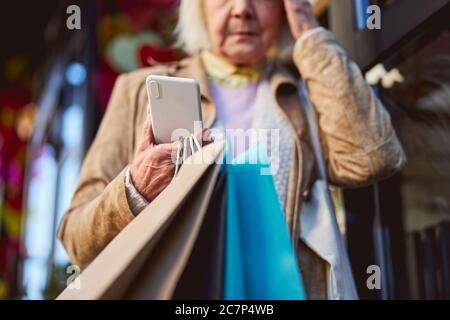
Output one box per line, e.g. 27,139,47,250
125,167,150,216
294,27,326,50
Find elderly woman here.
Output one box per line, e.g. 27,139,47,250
58,0,405,299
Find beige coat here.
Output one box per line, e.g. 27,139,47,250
58,29,406,299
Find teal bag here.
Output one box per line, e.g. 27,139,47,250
223,143,306,300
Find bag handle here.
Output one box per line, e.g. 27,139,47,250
174,134,202,178
298,80,328,181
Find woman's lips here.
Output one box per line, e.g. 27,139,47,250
231,31,257,40
233,31,256,36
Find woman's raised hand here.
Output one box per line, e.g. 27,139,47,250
283,0,320,40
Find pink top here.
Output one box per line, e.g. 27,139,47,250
209,81,259,131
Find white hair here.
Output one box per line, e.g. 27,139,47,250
173,0,295,62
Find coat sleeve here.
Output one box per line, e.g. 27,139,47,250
292,28,406,187
57,74,136,270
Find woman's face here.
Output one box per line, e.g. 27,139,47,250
203,0,283,65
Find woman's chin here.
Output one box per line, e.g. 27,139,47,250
223,47,266,65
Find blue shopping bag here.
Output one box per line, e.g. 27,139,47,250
223,143,306,300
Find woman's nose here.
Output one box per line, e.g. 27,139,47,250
230,0,255,20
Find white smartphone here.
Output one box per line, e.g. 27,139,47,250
146,74,203,144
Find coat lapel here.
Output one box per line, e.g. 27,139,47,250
267,63,316,237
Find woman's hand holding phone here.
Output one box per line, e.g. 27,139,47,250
129,117,180,202
129,116,211,202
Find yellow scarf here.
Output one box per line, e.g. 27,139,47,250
201,50,265,88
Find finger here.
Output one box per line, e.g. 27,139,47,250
301,0,314,13
194,128,214,147
284,0,312,14
137,116,156,152
152,140,182,164
147,117,156,145
142,147,177,170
